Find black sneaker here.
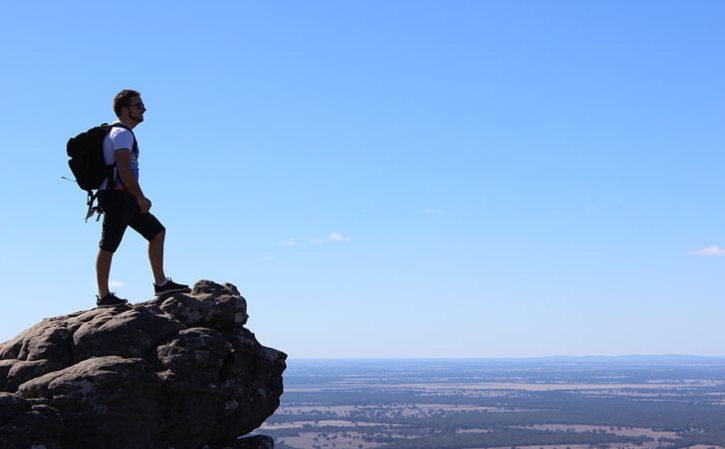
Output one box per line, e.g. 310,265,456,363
154,278,191,297
96,292,129,307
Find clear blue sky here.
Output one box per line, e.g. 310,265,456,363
1,1,723,358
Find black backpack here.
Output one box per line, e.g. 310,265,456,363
66,123,130,220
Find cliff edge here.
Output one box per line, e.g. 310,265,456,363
0,280,286,449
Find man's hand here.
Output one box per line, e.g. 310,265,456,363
137,196,152,214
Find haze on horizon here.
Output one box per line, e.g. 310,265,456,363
1,1,723,358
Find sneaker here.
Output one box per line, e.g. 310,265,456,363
96,292,129,307
154,278,191,297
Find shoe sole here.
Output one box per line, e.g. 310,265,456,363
154,287,191,298
96,300,129,308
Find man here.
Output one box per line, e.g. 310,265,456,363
95,89,189,307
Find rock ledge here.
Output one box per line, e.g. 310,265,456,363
0,280,285,449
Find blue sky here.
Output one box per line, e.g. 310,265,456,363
1,1,723,357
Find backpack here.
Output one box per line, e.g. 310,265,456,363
66,123,130,221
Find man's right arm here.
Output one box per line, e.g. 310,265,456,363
115,149,151,213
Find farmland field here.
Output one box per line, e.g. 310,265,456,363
259,357,725,449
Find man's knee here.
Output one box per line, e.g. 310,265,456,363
99,238,122,253
97,248,114,262
152,227,166,242
135,215,165,242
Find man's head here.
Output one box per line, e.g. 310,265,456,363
113,89,146,126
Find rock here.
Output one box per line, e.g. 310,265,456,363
161,280,249,328
72,306,184,360
20,356,161,449
0,280,285,449
5,359,65,391
0,392,63,449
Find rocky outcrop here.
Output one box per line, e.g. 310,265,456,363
0,392,62,449
0,280,286,449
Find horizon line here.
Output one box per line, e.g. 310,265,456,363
287,354,725,361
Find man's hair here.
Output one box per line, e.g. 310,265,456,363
113,89,142,117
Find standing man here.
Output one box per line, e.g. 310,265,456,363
95,89,189,307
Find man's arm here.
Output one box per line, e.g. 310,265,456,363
115,148,151,213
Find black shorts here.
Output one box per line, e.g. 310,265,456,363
98,190,165,253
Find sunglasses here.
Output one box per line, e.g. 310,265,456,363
127,102,146,110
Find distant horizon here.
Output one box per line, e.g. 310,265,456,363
287,354,725,361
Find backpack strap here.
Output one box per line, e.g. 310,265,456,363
85,191,102,222
104,122,138,190
109,122,138,155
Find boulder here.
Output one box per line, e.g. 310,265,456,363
0,392,62,449
0,280,285,449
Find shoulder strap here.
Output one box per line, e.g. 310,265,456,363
108,122,139,156
104,122,139,190
109,122,133,133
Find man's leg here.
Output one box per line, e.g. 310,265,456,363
96,248,114,298
95,191,132,305
149,228,166,286
150,227,189,295
132,214,188,295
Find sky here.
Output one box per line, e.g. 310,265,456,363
1,1,724,358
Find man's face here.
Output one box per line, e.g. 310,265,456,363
125,96,146,124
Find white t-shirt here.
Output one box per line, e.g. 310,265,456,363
100,123,139,189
